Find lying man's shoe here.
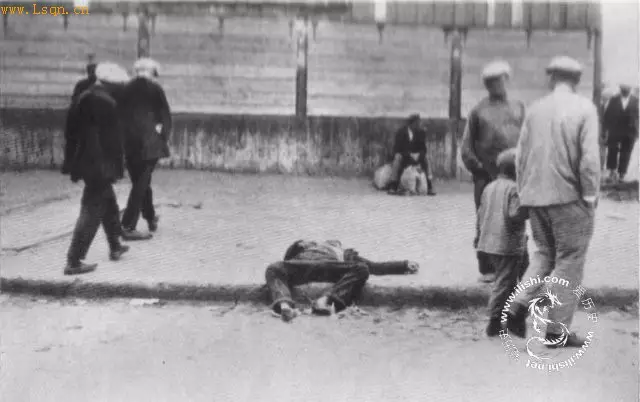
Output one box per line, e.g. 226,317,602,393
109,244,130,261
279,303,298,323
64,261,97,276
148,216,159,233
312,296,334,316
121,229,153,241
546,332,588,349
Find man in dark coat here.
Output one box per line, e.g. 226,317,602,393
61,62,131,275
386,114,436,196
71,54,97,103
266,240,419,322
460,61,526,283
119,58,172,239
604,83,639,182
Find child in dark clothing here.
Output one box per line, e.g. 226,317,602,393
475,148,529,336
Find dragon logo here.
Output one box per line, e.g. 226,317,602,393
525,288,571,360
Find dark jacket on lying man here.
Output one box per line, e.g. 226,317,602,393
267,240,416,317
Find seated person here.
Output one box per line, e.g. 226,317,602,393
387,114,436,196
265,240,419,322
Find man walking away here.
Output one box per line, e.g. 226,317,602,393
61,62,131,275
604,83,639,182
266,240,419,322
386,114,436,196
460,61,526,283
120,58,172,240
507,56,600,348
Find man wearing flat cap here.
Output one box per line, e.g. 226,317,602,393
61,62,132,275
603,83,639,182
460,60,526,282
386,114,436,196
119,57,172,239
506,56,600,348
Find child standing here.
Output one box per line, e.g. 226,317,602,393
476,148,529,336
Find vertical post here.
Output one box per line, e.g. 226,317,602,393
449,29,463,177
122,12,129,32
2,13,8,36
592,28,602,107
294,15,309,118
63,14,69,30
137,8,151,58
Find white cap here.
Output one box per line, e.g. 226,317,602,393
602,85,620,98
481,60,511,80
95,62,130,83
546,56,583,74
133,57,160,77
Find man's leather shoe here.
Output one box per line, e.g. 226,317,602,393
312,296,333,316
109,244,130,261
148,216,159,233
279,303,297,323
546,332,588,349
506,303,528,338
64,261,97,276
122,229,152,241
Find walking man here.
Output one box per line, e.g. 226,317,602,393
71,53,97,103
386,114,436,196
265,240,419,322
460,61,526,282
604,83,639,182
506,56,601,348
120,58,172,239
61,62,131,275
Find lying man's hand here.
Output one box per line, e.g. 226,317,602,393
406,261,419,274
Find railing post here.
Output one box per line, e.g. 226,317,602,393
294,15,309,118
449,29,463,177
137,7,151,58
2,13,8,36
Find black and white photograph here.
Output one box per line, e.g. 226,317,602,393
0,0,638,400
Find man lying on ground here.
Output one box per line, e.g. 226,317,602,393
265,240,419,322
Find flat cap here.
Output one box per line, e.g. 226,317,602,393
602,85,620,98
95,62,129,83
481,60,511,80
546,56,583,74
133,57,161,76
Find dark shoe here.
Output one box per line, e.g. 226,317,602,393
121,228,152,241
386,182,399,195
109,244,130,261
279,303,297,323
312,296,333,316
546,332,588,349
506,303,528,338
148,216,159,233
478,273,497,283
64,261,97,276
486,318,502,337
427,189,436,196
427,181,436,196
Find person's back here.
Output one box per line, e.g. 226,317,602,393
517,86,600,207
477,176,527,257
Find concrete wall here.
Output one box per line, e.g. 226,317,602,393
0,109,458,178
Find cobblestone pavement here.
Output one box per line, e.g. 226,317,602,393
1,295,637,402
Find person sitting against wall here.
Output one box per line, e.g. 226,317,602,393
265,240,419,322
386,114,436,196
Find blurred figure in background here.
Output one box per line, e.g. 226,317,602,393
603,83,639,182
119,58,172,240
71,53,97,103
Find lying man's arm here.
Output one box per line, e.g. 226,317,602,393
344,249,418,275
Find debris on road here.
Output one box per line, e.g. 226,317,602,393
129,298,164,307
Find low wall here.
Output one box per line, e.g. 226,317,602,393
0,108,461,178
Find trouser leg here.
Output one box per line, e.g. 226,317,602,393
66,183,107,263
419,154,435,192
122,158,152,230
606,138,621,171
140,159,158,222
101,184,123,251
545,201,595,334
618,136,636,177
488,254,524,319
473,175,493,274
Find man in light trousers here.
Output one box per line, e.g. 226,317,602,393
506,56,600,348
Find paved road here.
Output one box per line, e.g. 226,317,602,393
1,295,638,402
2,171,638,293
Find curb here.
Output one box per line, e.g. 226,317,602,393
1,278,637,311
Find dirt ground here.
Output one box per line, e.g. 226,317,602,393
1,295,637,402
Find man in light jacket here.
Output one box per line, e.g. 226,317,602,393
506,56,600,348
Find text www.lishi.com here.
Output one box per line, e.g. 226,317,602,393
1,4,89,16
500,275,570,323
